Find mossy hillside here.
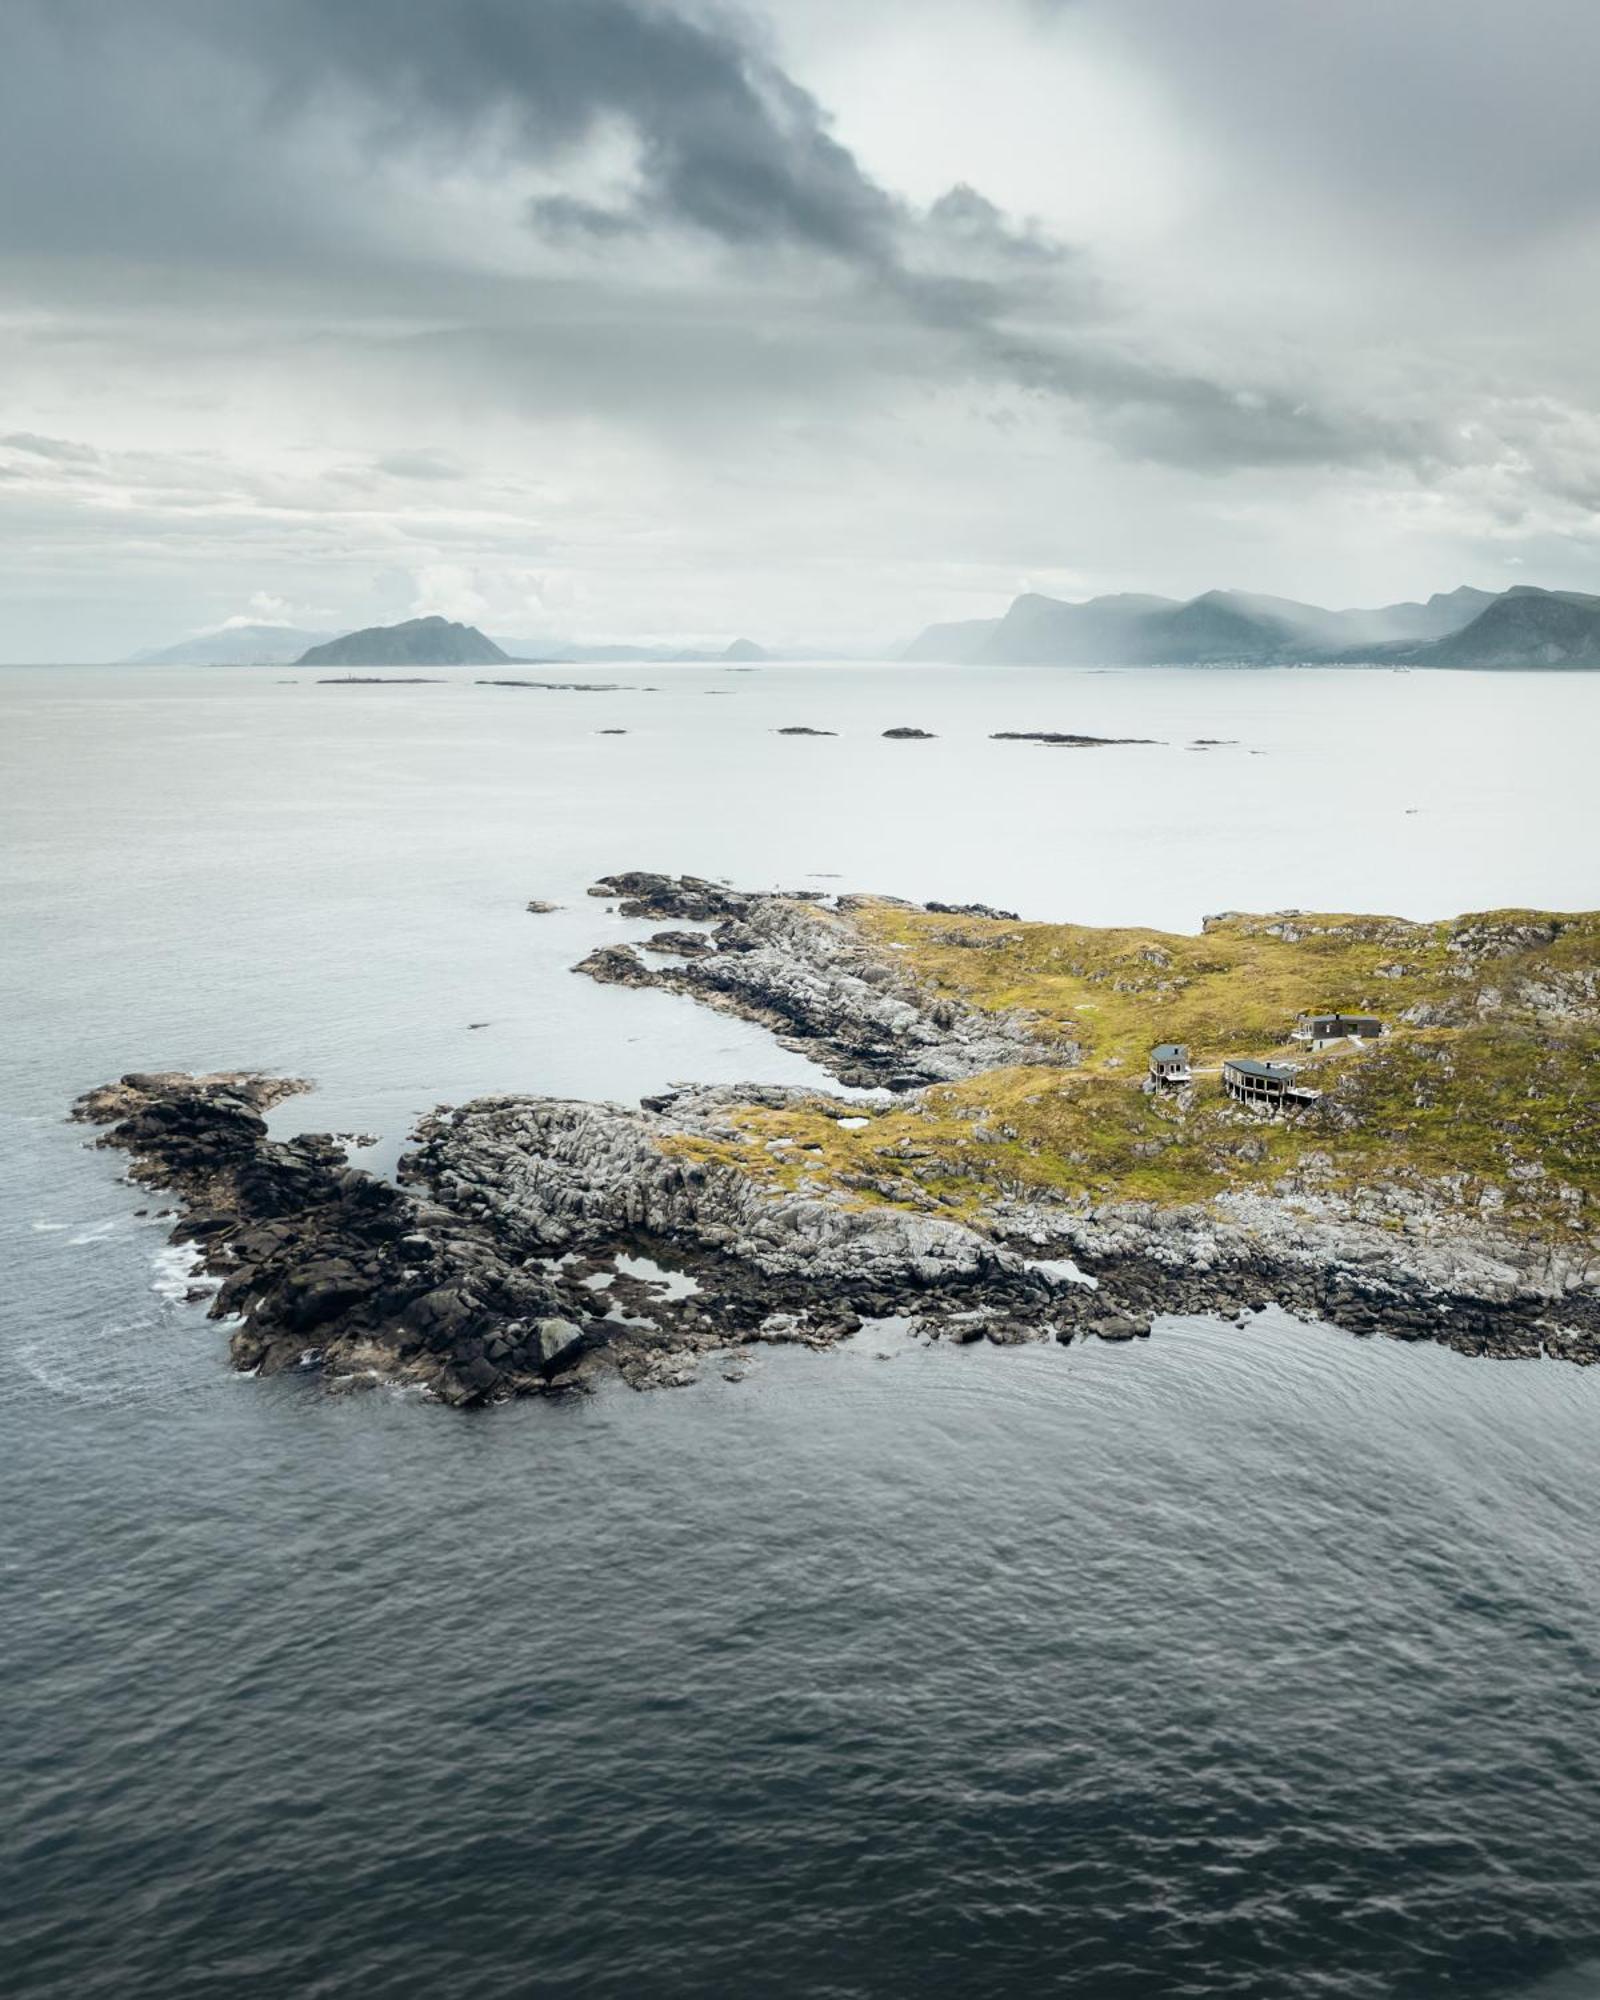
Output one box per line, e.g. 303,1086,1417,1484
663,1069,1300,1216
851,900,1600,1072
662,905,1600,1240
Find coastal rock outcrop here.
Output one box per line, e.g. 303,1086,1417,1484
577,874,1074,1088
73,1071,1091,1405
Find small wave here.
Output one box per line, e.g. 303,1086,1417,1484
151,1242,216,1303
31,1220,69,1232
1515,1959,1600,1998
67,1218,123,1246
10,1316,165,1406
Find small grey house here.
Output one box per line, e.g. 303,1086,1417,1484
1149,1043,1191,1087
1222,1057,1319,1110
1292,1012,1384,1049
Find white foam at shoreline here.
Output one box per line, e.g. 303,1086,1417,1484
151,1242,218,1304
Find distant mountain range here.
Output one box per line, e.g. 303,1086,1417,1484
128,620,772,668
126,588,1600,674
129,622,334,666
903,584,1600,668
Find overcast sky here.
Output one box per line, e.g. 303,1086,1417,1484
5,0,1600,659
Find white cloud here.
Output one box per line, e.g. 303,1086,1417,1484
410,565,490,624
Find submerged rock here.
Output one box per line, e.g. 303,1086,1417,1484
990,730,1159,747
642,930,716,958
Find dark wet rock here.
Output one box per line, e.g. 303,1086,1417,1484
531,1318,588,1374
587,872,748,923
1087,1313,1152,1342
574,944,654,986
72,1071,610,1407
775,726,836,736
990,731,1159,747
925,900,1021,922
525,899,561,914
477,679,629,692
984,1319,1037,1345
642,930,716,958
883,727,936,739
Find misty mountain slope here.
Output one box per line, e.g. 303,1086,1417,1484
129,623,332,666
983,592,1179,664
900,616,1002,662
1335,586,1499,646
902,583,1514,665
297,617,510,667
1404,587,1600,668
1138,590,1310,663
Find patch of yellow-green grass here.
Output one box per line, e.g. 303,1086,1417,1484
852,899,1600,1073
663,902,1600,1243
1307,1021,1600,1219
664,1067,1301,1218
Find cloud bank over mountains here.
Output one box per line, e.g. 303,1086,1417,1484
4,0,1600,659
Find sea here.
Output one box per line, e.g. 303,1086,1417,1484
3,660,1599,1999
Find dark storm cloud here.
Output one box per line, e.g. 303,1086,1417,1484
2,0,899,268
526,195,646,241
0,0,1417,478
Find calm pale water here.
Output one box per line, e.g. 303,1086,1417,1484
3,662,1600,1998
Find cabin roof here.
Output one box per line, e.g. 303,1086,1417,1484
1225,1057,1299,1080
1151,1043,1187,1061
1302,1012,1382,1030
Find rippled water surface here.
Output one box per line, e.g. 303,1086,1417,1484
4,662,1600,1998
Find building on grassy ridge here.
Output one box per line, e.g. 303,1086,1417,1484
1222,1057,1320,1111
1292,1012,1384,1049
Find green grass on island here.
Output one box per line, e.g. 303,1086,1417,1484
664,903,1600,1242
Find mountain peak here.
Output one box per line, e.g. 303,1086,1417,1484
296,617,510,668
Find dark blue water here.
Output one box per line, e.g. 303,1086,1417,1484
5,665,1600,1997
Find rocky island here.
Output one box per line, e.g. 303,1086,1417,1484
298,615,509,667
75,876,1600,1404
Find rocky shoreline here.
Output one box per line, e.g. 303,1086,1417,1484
574,871,1071,1089
72,874,1600,1405
72,1071,1092,1405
